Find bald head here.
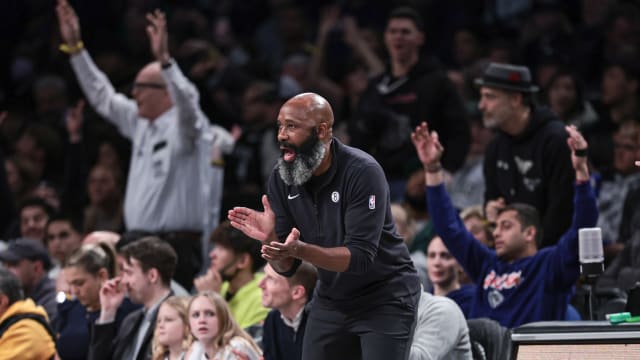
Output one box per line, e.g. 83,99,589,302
284,93,334,130
138,62,166,86
132,62,172,120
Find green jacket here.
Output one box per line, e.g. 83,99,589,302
221,272,269,328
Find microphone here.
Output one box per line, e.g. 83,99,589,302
578,227,605,283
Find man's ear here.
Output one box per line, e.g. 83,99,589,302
290,284,306,301
317,122,329,141
236,253,251,270
147,268,160,284
523,226,537,244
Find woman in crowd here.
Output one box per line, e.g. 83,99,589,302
55,242,139,359
152,296,193,360
427,236,475,318
185,291,262,360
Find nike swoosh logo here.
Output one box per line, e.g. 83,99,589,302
288,194,300,200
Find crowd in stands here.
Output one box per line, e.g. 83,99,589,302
2,0,640,359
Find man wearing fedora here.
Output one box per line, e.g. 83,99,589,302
477,62,575,248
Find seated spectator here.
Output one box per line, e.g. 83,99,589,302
412,122,597,327
194,221,269,329
89,236,176,360
55,242,140,360
15,197,55,244
0,238,57,321
45,213,83,278
460,206,495,248
410,291,472,360
596,121,640,262
185,291,262,360
544,68,598,129
151,296,192,360
83,164,124,233
259,262,317,360
0,268,55,360
427,236,475,318
391,203,430,290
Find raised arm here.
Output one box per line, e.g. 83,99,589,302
56,0,138,139
412,122,495,281
147,10,208,149
548,125,598,290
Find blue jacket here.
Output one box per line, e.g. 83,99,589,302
427,182,597,328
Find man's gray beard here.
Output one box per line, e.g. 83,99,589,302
277,141,326,186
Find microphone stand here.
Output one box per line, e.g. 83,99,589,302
581,262,605,320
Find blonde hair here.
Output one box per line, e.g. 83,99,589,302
152,296,193,360
188,291,261,355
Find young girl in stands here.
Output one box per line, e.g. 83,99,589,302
185,291,262,360
152,296,193,360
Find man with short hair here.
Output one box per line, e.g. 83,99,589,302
229,92,420,360
90,236,176,360
0,238,57,321
19,197,55,244
352,6,469,200
194,221,269,328
259,262,317,360
477,62,575,248
0,268,56,360
45,214,83,277
412,122,597,328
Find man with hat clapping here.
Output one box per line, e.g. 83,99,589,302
477,63,576,248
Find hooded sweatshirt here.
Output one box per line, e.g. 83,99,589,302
352,56,469,177
0,298,56,360
484,106,575,248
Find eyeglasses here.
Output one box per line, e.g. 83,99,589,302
132,82,166,90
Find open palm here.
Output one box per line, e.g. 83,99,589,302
411,122,443,167
228,195,276,243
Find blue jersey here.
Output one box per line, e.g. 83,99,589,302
427,182,597,328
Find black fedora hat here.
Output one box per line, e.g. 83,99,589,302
474,62,539,93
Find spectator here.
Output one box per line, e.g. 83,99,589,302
478,62,575,248
151,296,192,360
0,238,57,321
460,206,495,249
409,291,472,360
586,61,640,173
83,164,124,233
412,122,597,327
392,203,430,291
56,0,213,289
259,262,317,360
194,221,269,329
351,6,469,201
446,114,493,210
4,156,38,209
89,236,176,360
544,68,599,129
596,121,640,261
0,268,56,360
185,291,262,360
17,197,55,243
45,213,83,278
56,242,140,360
427,236,475,318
